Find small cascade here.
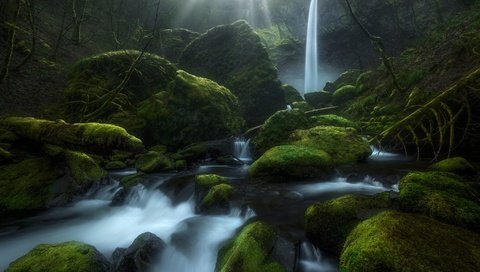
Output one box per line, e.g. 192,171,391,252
298,242,337,272
304,0,319,95
233,137,252,163
369,146,406,161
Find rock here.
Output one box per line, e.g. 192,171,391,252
137,70,244,147
282,84,303,104
135,151,173,173
428,157,476,175
253,109,313,154
249,145,333,180
305,193,391,255
64,150,107,185
113,232,166,272
195,174,229,189
173,143,209,163
1,117,145,155
340,211,480,272
120,173,145,189
149,145,168,154
6,241,110,272
216,221,290,272
110,188,127,206
332,85,357,105
158,28,200,62
199,184,234,214
304,91,332,108
310,114,357,128
175,159,187,170
104,160,127,170
179,20,286,126
332,70,362,90
399,171,480,231
289,126,371,164
291,101,313,112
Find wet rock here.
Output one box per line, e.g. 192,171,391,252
113,232,166,272
135,151,173,173
428,157,476,175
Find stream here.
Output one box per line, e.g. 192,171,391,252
0,147,424,271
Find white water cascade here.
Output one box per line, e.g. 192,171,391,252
304,0,319,94
298,242,337,272
233,138,252,163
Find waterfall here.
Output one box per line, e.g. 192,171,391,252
304,0,319,95
298,242,337,272
233,138,252,163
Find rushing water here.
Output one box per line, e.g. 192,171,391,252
298,242,337,272
233,137,252,163
304,0,319,94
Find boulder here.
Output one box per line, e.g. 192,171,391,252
340,211,480,272
158,28,200,62
179,20,286,126
310,114,357,128
332,85,357,105
113,232,166,272
135,151,173,173
304,91,332,108
282,84,303,105
198,184,234,214
428,157,476,175
6,241,110,272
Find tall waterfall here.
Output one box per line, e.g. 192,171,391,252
304,0,319,95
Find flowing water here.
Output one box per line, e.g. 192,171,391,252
304,0,319,94
233,137,252,163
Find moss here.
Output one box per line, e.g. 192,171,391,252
135,151,173,173
174,143,209,162
109,150,134,162
201,184,234,210
289,126,371,164
0,158,60,213
65,150,107,185
179,20,286,126
175,160,187,170
195,174,229,189
429,157,476,175
340,211,480,272
333,69,362,90
159,28,200,62
305,193,391,255
399,171,480,231
291,101,313,112
282,84,303,104
332,85,357,105
149,145,168,153
1,117,144,154
304,91,332,108
249,145,333,180
310,114,357,128
104,160,127,170
6,241,110,272
253,109,313,154
217,221,287,272
137,70,245,147
120,173,145,189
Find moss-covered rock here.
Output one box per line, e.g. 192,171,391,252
174,143,209,162
333,69,362,90
104,160,127,170
65,150,107,184
6,241,110,272
135,151,173,173
282,84,303,105
304,91,332,108
429,157,476,175
291,101,313,112
332,85,357,105
1,117,144,154
199,184,234,213
179,20,286,126
340,211,480,272
310,114,357,128
249,145,333,180
216,221,287,272
137,70,244,147
289,126,371,164
120,173,145,189
305,193,391,255
195,174,229,189
158,28,200,62
253,109,313,154
399,171,480,231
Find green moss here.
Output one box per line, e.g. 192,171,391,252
249,145,332,179
282,84,303,104
253,109,313,154
304,91,332,108
104,160,127,170
201,184,234,209
135,151,173,173
291,101,313,112
6,241,110,272
120,173,145,189
310,114,357,128
305,193,390,255
0,158,60,213
399,171,480,231
217,221,287,272
195,174,229,189
174,144,209,162
333,69,362,90
340,211,480,272
65,150,107,184
289,126,371,164
1,117,144,154
149,145,168,153
332,85,357,105
429,157,475,175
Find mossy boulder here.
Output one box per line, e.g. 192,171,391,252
289,126,371,164
249,145,333,180
195,174,229,189
1,117,144,155
216,221,287,272
65,150,107,184
104,160,127,170
305,193,391,255
304,91,332,108
253,109,312,154
120,173,145,189
65,50,177,121
291,101,313,112
332,85,357,105
282,84,303,104
137,70,244,147
173,143,209,163
399,171,480,231
135,151,173,173
158,28,200,62
429,157,476,175
179,20,286,126
310,114,357,128
340,211,480,272
333,69,362,90
6,241,110,272
199,184,234,214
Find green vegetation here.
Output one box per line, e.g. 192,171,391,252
340,211,480,272
217,221,286,272
135,151,173,173
249,145,332,180
6,241,110,272
429,157,475,175
200,184,234,210
195,174,229,188
64,150,107,184
332,85,357,105
310,114,357,128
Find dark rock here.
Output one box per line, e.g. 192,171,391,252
113,232,166,272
